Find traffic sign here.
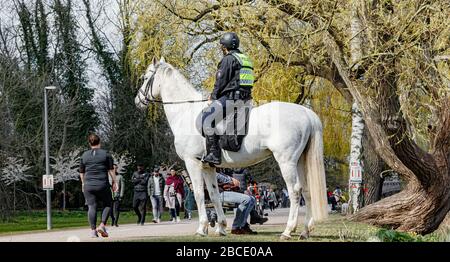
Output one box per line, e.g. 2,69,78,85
43,175,54,190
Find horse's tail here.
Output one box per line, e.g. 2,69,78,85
304,115,328,221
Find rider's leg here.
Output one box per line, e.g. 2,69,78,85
201,97,227,165
203,135,221,165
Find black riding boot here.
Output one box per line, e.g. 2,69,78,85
202,135,221,166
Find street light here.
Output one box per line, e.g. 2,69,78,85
44,85,57,230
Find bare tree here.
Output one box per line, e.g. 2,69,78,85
50,149,80,211
0,156,32,212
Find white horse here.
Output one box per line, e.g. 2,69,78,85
135,57,328,239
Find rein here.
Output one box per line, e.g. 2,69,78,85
138,64,208,105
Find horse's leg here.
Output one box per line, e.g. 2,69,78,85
297,156,313,240
300,188,314,240
277,161,301,240
291,156,306,234
203,169,227,236
184,158,208,236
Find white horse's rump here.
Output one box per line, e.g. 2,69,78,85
135,57,328,239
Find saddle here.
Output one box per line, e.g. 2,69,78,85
198,100,251,152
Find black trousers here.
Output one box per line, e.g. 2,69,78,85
269,201,275,211
110,198,121,225
202,96,228,135
133,192,148,224
328,196,337,210
83,185,112,230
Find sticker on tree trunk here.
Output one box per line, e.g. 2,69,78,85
350,162,363,183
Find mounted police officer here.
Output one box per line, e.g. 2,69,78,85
202,32,254,166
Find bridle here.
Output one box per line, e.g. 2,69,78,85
138,64,160,106
138,64,208,106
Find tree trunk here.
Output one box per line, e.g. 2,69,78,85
347,0,366,213
62,181,66,211
353,175,450,234
13,182,16,213
348,103,364,213
0,182,11,220
362,126,385,205
351,53,450,234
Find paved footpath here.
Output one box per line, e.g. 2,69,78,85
0,208,303,242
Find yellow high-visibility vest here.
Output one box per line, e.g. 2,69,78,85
231,53,254,87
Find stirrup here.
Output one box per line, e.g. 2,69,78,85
201,154,219,167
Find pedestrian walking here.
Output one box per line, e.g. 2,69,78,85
110,164,125,227
164,168,184,222
132,164,150,225
148,166,165,223
79,133,117,238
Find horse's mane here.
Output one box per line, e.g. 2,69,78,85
160,62,208,99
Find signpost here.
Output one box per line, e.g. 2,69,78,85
44,85,57,230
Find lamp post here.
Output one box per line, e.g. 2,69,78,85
44,85,56,230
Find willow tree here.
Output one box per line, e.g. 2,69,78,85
264,0,449,233
146,0,450,234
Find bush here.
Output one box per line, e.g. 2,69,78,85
375,228,444,242
376,229,423,242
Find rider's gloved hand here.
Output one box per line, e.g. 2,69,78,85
207,94,212,105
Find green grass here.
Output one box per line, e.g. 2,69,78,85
130,214,448,242
1,211,447,242
133,214,381,242
0,209,180,235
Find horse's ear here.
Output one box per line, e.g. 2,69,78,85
160,56,166,63
152,57,158,65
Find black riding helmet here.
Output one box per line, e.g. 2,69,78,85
220,32,239,50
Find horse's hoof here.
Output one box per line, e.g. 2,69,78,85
195,228,208,237
299,232,309,240
195,231,207,237
280,233,291,240
215,228,227,236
